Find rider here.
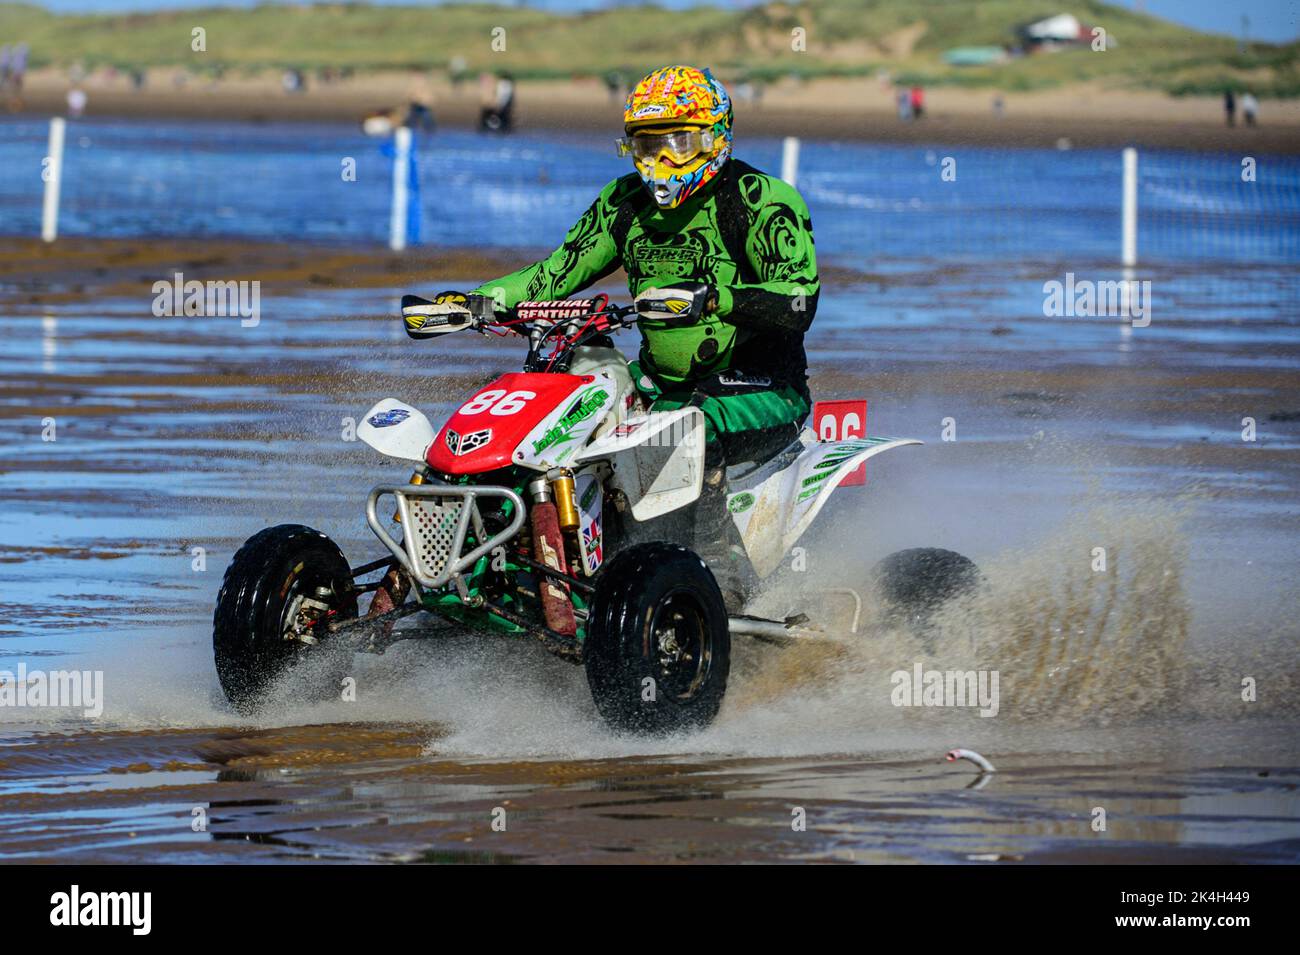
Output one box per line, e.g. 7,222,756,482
422,65,819,603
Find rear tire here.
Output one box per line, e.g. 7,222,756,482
871,547,980,627
213,524,358,712
584,542,730,735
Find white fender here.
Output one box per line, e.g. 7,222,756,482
728,434,922,578
574,407,706,521
357,398,437,462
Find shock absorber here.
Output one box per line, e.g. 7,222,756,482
528,474,577,636
548,467,580,532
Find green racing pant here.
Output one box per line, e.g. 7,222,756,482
631,362,811,468
628,365,810,606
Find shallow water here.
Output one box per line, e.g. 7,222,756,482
1,251,1298,861
3,118,1298,265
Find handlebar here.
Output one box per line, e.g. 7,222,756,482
405,283,712,374
492,295,637,373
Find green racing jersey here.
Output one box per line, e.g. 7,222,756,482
473,159,819,390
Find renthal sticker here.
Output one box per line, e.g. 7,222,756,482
532,387,610,455
727,492,755,514
516,300,596,321
613,421,642,437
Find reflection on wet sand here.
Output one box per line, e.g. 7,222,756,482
2,723,1297,863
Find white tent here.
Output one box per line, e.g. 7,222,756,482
1023,14,1083,42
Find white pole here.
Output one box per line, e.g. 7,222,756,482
41,117,66,243
780,135,800,187
1121,146,1137,267
389,125,412,252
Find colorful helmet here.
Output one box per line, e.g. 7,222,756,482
620,65,733,210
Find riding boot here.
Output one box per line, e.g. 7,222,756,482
691,464,755,613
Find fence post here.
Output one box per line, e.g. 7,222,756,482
1121,146,1137,267
389,125,412,252
781,135,800,187
41,117,66,243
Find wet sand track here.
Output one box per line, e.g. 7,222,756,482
0,237,1297,863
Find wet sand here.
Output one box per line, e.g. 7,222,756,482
2,723,1297,863
1,237,1297,863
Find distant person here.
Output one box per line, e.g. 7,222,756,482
479,71,515,132
896,88,911,121
992,94,1005,118
1242,90,1258,127
449,56,469,89
1224,88,1236,127
496,73,515,129
910,85,925,120
405,100,435,132
66,87,87,119
603,70,625,103
2,41,29,106
11,43,27,93
281,69,305,94
405,71,435,129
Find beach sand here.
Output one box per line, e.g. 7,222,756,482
13,68,1300,152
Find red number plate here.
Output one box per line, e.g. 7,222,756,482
812,399,867,486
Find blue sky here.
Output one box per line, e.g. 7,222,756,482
21,0,1299,43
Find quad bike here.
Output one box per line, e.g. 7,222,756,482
213,286,978,733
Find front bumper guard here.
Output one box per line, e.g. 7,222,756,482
365,482,526,590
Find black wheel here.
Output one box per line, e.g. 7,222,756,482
871,547,980,626
584,542,730,735
213,524,358,712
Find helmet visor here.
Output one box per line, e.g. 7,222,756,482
617,128,715,165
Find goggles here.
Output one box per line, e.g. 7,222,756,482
616,127,715,165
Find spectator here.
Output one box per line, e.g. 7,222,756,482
11,43,27,93
281,69,305,94
66,87,87,118
480,72,515,132
1242,90,1258,127
896,88,911,121
910,85,925,119
1224,88,1236,126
